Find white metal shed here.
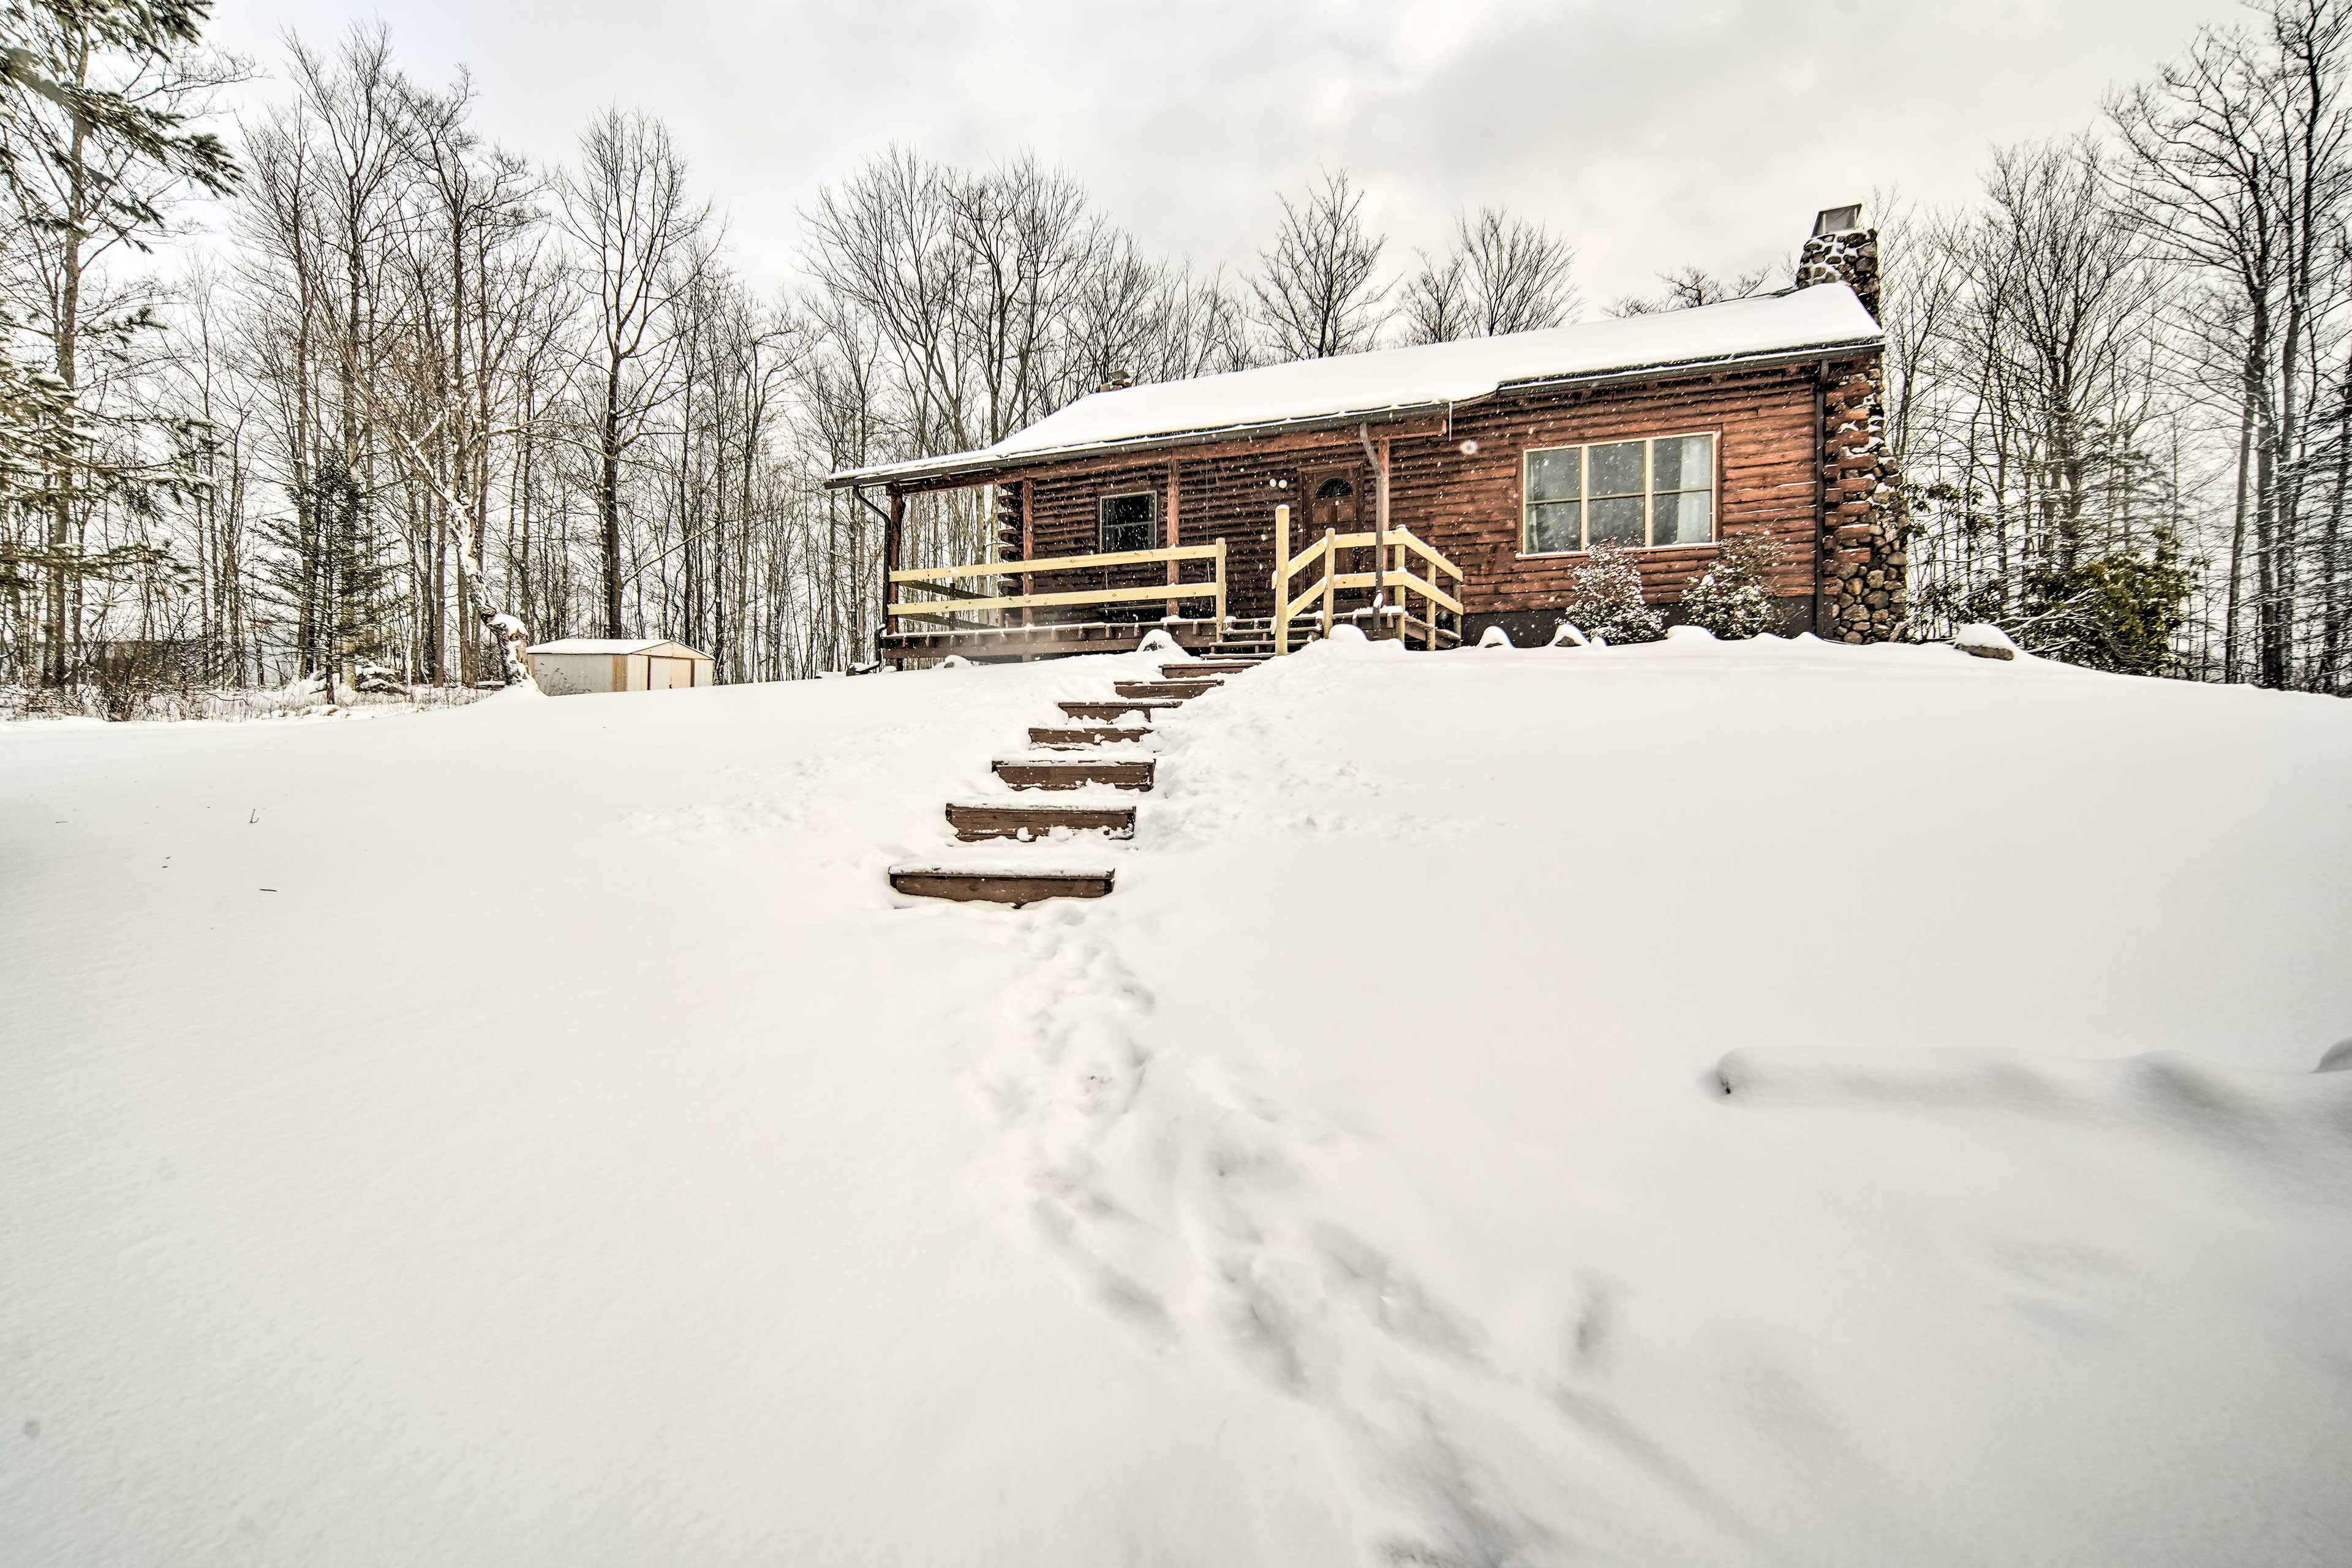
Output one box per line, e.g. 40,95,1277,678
524,638,715,696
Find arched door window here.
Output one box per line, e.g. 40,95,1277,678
1303,470,1360,531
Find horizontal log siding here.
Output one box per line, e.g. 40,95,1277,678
975,358,1866,620
1020,464,1190,624
1019,450,1368,620
1398,363,1838,614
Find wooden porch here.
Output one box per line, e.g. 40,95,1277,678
880,507,1464,663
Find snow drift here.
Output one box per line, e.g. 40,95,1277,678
3,635,2348,1566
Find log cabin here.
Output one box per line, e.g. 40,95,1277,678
827,209,1907,663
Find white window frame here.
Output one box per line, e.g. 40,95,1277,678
1098,490,1159,554
1518,430,1721,557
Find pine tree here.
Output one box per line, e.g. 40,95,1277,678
1,0,239,683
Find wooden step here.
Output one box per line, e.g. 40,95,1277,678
1027,725,1151,748
994,756,1156,791
890,864,1114,905
1114,679,1218,700
946,799,1136,841
1162,660,1258,677
1060,699,1180,720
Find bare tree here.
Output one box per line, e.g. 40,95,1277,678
1399,207,1579,344
2110,0,2352,685
1250,167,1387,360
1608,262,1779,318
556,107,708,636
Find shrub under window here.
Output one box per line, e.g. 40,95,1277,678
1523,433,1715,554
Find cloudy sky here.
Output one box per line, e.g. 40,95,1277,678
203,0,2226,307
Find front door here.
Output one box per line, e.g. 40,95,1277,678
1302,467,1362,536
1297,467,1367,628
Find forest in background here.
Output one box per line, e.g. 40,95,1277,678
2,0,2348,708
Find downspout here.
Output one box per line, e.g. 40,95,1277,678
1358,421,1388,637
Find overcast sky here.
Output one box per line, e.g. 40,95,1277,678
201,0,2229,307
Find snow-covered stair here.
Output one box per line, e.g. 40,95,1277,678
891,649,1262,906
888,862,1116,905
1027,723,1153,748
1112,677,1219,701
1059,698,1182,722
945,794,1138,841
993,754,1156,791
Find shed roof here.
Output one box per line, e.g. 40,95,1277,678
826,283,1883,490
526,638,710,657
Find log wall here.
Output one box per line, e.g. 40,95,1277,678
959,356,1882,628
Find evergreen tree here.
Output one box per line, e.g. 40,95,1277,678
1,0,238,682
258,452,395,687
1679,533,1785,639
2016,538,2196,677
1561,543,1664,644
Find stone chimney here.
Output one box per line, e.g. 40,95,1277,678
1798,204,1880,320
1096,368,1135,393
1800,202,1907,644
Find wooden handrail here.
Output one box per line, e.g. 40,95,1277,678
891,541,1219,584
1392,527,1464,583
1322,568,1463,617
1273,507,1464,652
1281,533,1330,580
889,580,1218,617
887,536,1226,631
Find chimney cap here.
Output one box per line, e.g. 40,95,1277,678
1097,368,1136,393
1812,204,1864,237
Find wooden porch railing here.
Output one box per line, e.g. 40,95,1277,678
1272,503,1464,654
888,539,1227,633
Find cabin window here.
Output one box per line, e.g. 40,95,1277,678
1099,491,1158,553
1521,432,1716,554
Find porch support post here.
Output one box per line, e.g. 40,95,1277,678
884,488,906,668
1020,477,1035,636
1164,458,1181,623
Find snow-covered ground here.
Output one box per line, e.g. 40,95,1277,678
5,633,2349,1566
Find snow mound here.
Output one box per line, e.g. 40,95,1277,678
1956,622,2021,660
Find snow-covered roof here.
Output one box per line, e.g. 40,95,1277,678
827,284,1883,489
526,638,707,657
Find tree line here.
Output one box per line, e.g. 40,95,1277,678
1,0,2346,703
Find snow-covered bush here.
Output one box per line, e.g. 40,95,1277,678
1678,532,1784,639
1560,543,1662,644
1954,623,2019,661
